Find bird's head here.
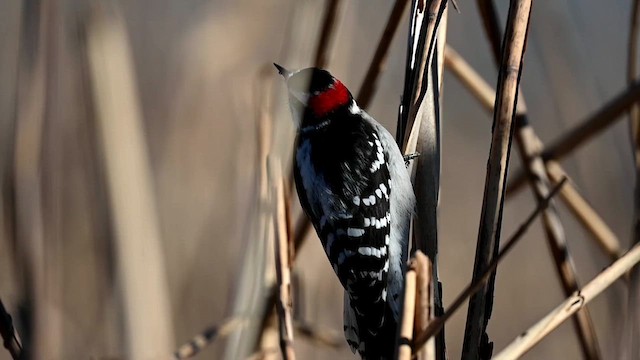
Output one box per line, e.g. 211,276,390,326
275,64,353,127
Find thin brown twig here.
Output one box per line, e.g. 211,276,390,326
546,162,622,262
173,318,248,359
0,299,22,360
444,45,623,264
507,81,640,196
462,0,532,358
474,2,601,357
314,0,344,69
413,178,567,353
493,242,640,359
294,321,344,349
356,0,410,108
269,157,296,360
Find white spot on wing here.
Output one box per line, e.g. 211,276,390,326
347,228,365,237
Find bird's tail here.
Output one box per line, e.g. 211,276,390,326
345,295,400,360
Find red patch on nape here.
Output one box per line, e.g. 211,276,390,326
308,80,350,117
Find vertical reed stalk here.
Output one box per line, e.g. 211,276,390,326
86,5,174,357
462,1,532,358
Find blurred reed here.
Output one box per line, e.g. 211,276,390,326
86,4,174,357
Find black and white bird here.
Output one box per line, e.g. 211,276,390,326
276,64,416,360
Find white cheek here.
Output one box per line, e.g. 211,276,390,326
291,90,309,105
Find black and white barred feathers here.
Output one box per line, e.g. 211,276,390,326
276,64,416,360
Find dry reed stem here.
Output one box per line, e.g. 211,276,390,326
398,263,417,360
401,2,449,359
0,299,22,359
357,0,410,108
444,45,623,265
223,72,275,360
86,5,174,357
462,0,532,358
412,251,434,360
515,127,601,360
294,321,344,349
314,0,344,69
628,0,640,136
473,1,601,357
269,157,296,360
443,46,526,116
628,1,640,357
493,242,640,359
447,40,612,355
546,161,623,262
245,347,279,360
173,318,249,359
414,178,567,353
13,0,62,357
507,81,640,196
401,0,448,149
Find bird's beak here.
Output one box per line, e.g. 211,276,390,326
274,63,292,79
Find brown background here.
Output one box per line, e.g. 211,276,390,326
0,0,635,359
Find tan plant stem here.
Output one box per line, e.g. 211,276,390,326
462,0,532,358
493,243,640,359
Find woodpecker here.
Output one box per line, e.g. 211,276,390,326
276,64,416,359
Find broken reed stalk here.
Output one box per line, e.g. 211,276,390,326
444,45,623,264
507,81,640,196
413,178,567,353
493,242,640,359
0,299,22,360
462,0,532,358
412,251,434,360
398,263,418,360
474,2,601,358
86,5,174,357
357,0,410,108
628,1,640,357
173,318,248,359
545,162,622,261
269,157,296,360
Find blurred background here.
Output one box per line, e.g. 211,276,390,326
0,0,636,359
